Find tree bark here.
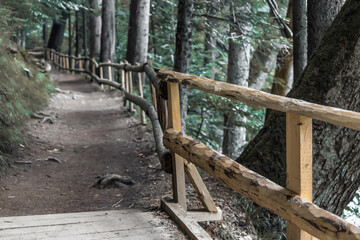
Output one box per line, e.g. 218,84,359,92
68,11,72,57
307,0,343,58
100,0,115,79
292,0,307,84
89,0,102,59
203,5,217,80
265,0,293,122
126,0,150,65
43,23,48,48
237,0,360,216
222,26,250,159
248,43,277,90
47,11,69,52
75,10,80,56
82,8,88,57
204,29,216,80
173,0,194,132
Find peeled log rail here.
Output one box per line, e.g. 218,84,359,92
163,129,360,240
156,69,360,131
98,62,160,90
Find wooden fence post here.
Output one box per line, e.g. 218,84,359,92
72,56,75,75
63,55,66,71
92,58,96,81
120,61,125,97
78,54,82,76
286,113,313,240
167,82,186,210
136,63,146,125
108,59,112,90
100,65,104,90
66,54,70,73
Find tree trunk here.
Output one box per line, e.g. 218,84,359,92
82,8,88,56
292,0,307,83
68,11,72,57
47,11,69,52
307,0,343,58
173,0,194,132
43,23,48,48
89,0,102,59
248,43,277,90
126,0,150,65
237,0,360,216
75,10,80,56
100,0,115,79
265,1,293,122
222,25,251,159
203,6,217,80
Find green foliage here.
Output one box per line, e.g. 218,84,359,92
0,44,53,173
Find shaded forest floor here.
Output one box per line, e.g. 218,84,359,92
0,69,255,239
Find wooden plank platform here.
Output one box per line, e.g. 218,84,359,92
0,210,180,240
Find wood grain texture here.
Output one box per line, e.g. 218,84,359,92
156,69,360,131
163,129,360,240
162,197,213,240
184,162,218,213
286,113,313,240
0,210,178,240
167,82,186,210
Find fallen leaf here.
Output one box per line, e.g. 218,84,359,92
1,186,5,191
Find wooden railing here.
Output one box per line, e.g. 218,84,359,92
44,48,360,240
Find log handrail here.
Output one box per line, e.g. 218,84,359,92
45,48,360,240
163,129,360,240
156,68,360,131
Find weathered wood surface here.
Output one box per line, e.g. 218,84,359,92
0,210,179,240
167,81,186,210
184,162,218,213
162,197,213,240
163,129,360,240
286,113,314,239
157,69,360,131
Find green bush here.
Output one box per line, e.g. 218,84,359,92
0,45,53,174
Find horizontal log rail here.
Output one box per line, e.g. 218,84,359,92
163,129,360,240
44,47,360,240
156,68,360,131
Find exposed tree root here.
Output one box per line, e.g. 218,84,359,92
36,157,62,163
92,174,135,188
31,112,55,124
14,160,32,165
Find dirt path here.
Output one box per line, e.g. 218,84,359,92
0,70,187,238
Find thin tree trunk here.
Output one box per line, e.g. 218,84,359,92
126,0,150,65
75,10,80,56
82,8,88,56
265,1,293,122
203,5,217,80
292,0,307,84
173,0,194,132
68,11,72,57
237,0,360,216
43,23,48,48
100,0,115,79
47,11,69,52
307,0,343,58
248,43,277,90
89,0,102,59
222,26,250,159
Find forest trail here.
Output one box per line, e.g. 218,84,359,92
0,69,187,239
